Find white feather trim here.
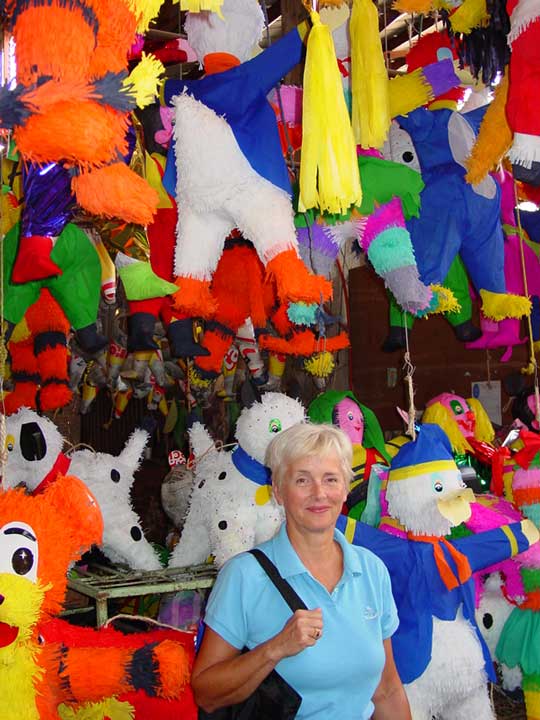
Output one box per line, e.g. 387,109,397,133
508,0,540,45
169,444,284,568
169,392,305,568
405,612,494,720
381,122,421,174
475,573,514,658
227,175,298,263
4,408,64,492
385,470,464,536
235,391,306,463
189,422,216,460
185,0,264,64
172,92,298,277
70,436,161,571
119,429,149,469
323,217,368,254
500,663,523,692
508,132,540,170
172,93,256,208
4,409,161,572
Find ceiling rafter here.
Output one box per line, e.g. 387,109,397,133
150,0,443,73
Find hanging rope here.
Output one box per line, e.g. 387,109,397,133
514,180,540,427
403,314,417,440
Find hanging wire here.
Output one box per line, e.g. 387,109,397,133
408,11,414,49
403,313,417,440
513,180,540,427
179,0,183,79
383,0,390,72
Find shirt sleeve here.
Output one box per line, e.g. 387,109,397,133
379,561,399,639
203,555,250,650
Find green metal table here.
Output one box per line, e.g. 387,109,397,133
67,562,217,627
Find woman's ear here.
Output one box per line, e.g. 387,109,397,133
272,481,284,506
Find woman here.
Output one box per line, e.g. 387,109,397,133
192,422,411,719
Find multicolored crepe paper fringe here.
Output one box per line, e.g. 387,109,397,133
360,198,435,315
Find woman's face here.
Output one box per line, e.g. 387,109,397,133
273,452,348,535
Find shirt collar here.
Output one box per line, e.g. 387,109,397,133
271,523,363,579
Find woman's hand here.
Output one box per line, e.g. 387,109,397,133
266,608,323,661
192,612,323,713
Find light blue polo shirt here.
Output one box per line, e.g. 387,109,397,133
204,525,399,719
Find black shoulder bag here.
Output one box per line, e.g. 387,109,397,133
197,548,305,720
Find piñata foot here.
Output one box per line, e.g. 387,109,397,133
12,234,62,283
266,249,332,305
172,277,217,318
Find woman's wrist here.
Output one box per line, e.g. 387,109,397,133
261,635,285,665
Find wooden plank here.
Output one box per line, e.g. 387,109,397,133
68,563,217,599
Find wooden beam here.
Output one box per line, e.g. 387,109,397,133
281,0,309,85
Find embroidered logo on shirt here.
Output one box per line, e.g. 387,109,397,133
363,606,379,620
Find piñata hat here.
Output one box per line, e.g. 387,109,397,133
388,423,457,483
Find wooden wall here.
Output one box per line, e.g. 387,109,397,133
349,265,530,434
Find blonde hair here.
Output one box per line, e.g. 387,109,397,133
265,422,353,491
422,402,472,454
422,397,494,453
468,397,495,443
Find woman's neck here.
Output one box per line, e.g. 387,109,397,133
286,525,343,592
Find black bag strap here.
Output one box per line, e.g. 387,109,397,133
249,548,307,614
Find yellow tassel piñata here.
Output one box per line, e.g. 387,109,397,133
299,10,361,215
449,0,489,34
389,68,433,118
465,72,512,185
123,53,165,109
304,351,335,379
480,289,531,321
523,688,540,720
172,0,224,17
189,365,212,389
59,698,135,720
350,0,391,149
430,285,460,315
124,0,164,33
